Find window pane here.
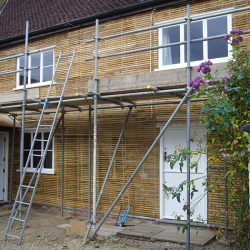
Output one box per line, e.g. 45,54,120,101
33,150,42,169
44,151,52,169
162,26,180,65
24,133,31,149
34,133,41,150
31,53,40,67
43,66,53,82
207,16,227,36
24,151,31,168
208,38,228,59
43,51,53,66
31,68,40,84
44,132,52,150
207,17,228,59
185,21,203,62
30,53,41,84
18,56,26,86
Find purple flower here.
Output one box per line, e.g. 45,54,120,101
207,60,213,66
238,36,243,42
207,80,213,86
224,34,230,41
189,75,205,92
231,37,240,46
230,28,244,35
224,84,229,91
197,61,213,74
224,73,232,82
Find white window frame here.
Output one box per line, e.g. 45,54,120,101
16,49,54,89
158,9,232,71
23,129,55,174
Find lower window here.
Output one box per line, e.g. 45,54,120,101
23,130,54,174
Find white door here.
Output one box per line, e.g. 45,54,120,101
0,132,8,201
160,125,207,223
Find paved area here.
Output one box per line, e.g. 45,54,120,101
98,224,125,237
118,222,215,246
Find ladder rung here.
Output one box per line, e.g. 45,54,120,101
30,154,44,157
61,53,73,58
39,125,52,127
16,201,30,206
7,233,20,239
34,139,48,142
20,185,35,189
61,56,73,60
10,217,25,222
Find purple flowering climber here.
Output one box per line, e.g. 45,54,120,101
230,28,244,35
224,29,244,46
196,60,213,74
189,75,205,92
224,73,232,82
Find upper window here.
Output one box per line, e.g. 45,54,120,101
23,130,54,174
17,50,54,87
158,15,231,69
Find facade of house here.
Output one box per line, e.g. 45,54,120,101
0,0,249,225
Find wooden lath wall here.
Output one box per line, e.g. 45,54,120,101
0,0,249,96
11,102,220,220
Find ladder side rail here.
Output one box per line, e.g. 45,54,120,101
20,52,63,179
18,51,76,244
4,52,63,241
4,51,74,243
19,112,64,205
30,50,76,174
19,112,63,199
5,158,43,236
10,51,72,218
42,52,63,104
17,51,69,212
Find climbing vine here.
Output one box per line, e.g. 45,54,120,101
164,29,250,248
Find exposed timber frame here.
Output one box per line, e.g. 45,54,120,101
0,3,249,249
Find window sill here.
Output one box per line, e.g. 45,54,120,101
13,81,52,91
156,57,230,71
16,168,55,175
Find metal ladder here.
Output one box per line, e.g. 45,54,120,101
4,50,76,245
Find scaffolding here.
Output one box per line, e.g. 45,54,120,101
0,1,249,249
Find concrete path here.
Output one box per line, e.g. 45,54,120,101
117,222,215,246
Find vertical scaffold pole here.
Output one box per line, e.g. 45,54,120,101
19,20,29,217
61,110,65,217
224,153,229,240
93,19,99,226
9,115,16,205
186,1,191,250
88,106,92,221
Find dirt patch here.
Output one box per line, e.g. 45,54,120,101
0,209,230,250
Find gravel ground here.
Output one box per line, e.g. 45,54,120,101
0,208,231,250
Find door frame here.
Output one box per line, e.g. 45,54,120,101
0,131,9,201
159,124,208,222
